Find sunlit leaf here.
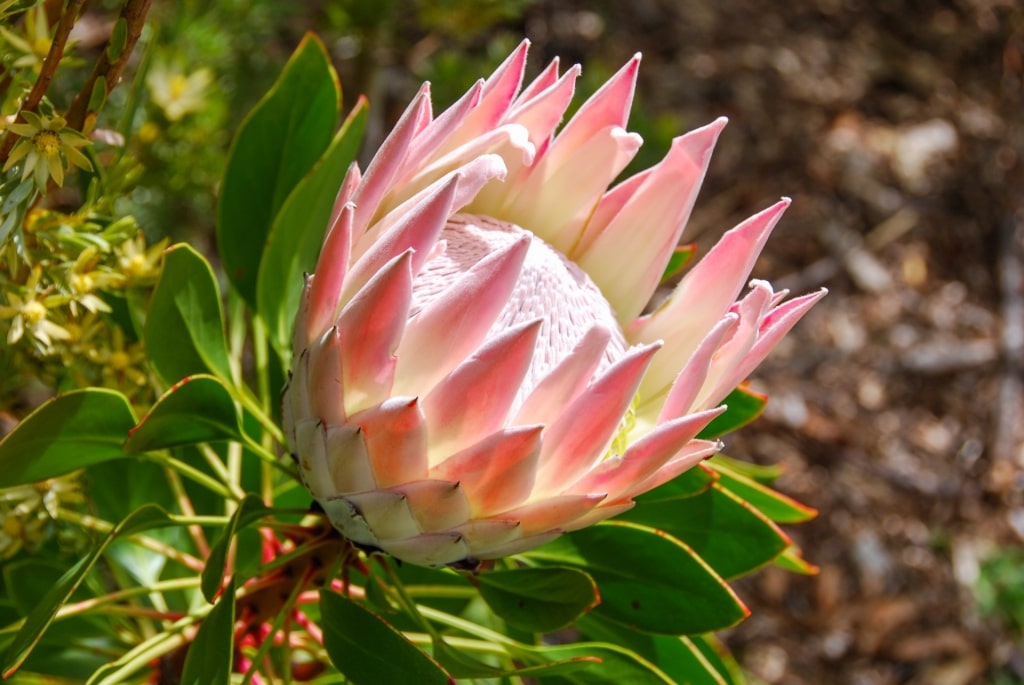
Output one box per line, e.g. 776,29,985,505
699,386,767,439
257,99,368,354
125,375,245,453
621,483,790,579
708,460,817,524
144,244,232,384
181,576,236,685
320,591,450,685
525,521,748,635
217,34,340,305
0,389,135,488
477,567,599,633
659,243,696,283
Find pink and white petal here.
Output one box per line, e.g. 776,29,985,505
306,327,346,425
383,533,470,567
348,397,428,487
575,119,728,321
505,64,580,149
552,54,640,157
306,203,354,338
343,489,422,541
473,530,564,560
386,124,533,214
334,252,413,414
515,325,612,426
504,126,642,251
323,423,377,494
394,479,473,533
352,154,508,265
570,407,725,500
320,496,379,547
394,236,530,396
693,281,775,410
353,85,432,231
294,418,332,499
438,40,530,152
535,343,660,491
515,56,561,104
634,199,790,399
560,501,636,531
453,519,523,554
494,493,607,535
649,313,738,425
430,425,543,515
622,439,721,498
402,79,485,175
345,174,458,298
423,319,541,455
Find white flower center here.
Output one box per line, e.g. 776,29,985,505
410,213,628,405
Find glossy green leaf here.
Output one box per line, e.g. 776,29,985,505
181,576,236,685
0,389,135,487
622,483,790,580
257,99,368,353
144,244,232,384
659,243,696,283
477,566,599,633
634,463,716,504
320,591,450,685
525,641,674,684
578,613,729,685
1,505,178,677
217,34,340,305
699,386,767,439
525,521,748,635
690,635,747,685
708,461,817,524
201,495,273,602
125,375,244,453
710,453,783,484
774,544,819,575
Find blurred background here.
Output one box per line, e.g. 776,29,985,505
58,0,1024,682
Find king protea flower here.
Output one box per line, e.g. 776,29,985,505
282,41,825,567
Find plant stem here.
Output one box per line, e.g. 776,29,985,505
0,0,86,163
146,451,238,500
165,466,211,558
65,0,153,133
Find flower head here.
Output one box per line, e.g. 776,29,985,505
147,63,213,122
3,110,92,188
282,42,825,567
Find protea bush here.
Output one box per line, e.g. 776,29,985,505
282,40,824,567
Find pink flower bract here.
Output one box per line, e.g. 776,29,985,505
282,41,825,567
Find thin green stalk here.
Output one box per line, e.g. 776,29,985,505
90,613,201,685
404,585,478,600
164,466,210,558
60,578,200,620
146,451,237,500
250,316,276,505
57,509,205,573
197,443,246,500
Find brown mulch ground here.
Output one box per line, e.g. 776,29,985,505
484,2,1024,683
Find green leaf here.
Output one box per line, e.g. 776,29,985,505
1,504,178,677
525,642,674,684
320,591,450,685
525,521,748,635
774,544,819,575
699,387,767,439
621,483,790,580
125,375,244,453
217,34,340,305
477,567,599,633
257,98,368,353
201,495,272,602
634,463,715,504
144,244,233,384
659,243,696,284
709,453,782,484
708,461,816,524
690,635,747,685
0,389,135,487
181,576,236,685
578,613,729,685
